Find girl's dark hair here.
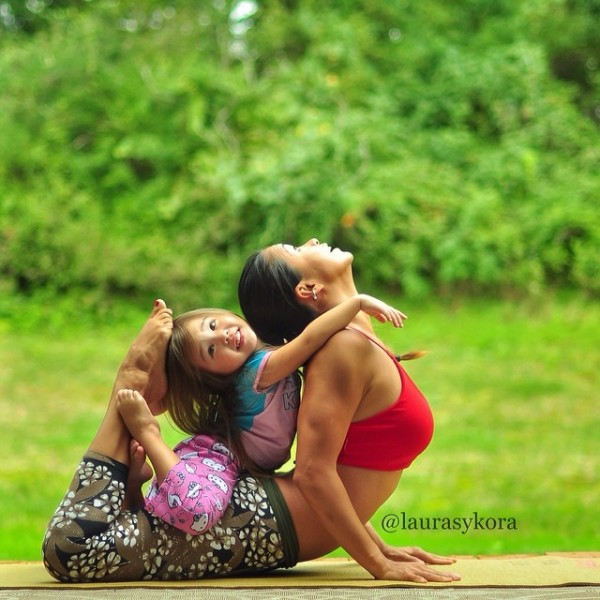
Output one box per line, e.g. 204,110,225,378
164,309,267,475
238,250,317,346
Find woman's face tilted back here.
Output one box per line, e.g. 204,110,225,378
238,238,354,346
269,239,354,283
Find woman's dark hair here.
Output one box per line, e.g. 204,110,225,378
238,250,317,346
239,248,427,364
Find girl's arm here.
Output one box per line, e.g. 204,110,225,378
137,428,180,484
258,294,406,388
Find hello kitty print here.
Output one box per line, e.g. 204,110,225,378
145,435,241,535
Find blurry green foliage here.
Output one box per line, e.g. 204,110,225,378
0,0,598,311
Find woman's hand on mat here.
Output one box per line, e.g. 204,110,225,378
383,545,457,566
375,558,461,583
365,523,458,579
371,546,460,582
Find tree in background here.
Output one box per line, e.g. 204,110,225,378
0,0,598,311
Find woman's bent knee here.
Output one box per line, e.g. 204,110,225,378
42,525,71,581
40,452,131,582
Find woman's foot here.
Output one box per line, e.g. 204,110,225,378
87,300,172,464
117,299,173,414
123,439,153,509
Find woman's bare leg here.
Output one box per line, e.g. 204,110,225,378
87,299,173,464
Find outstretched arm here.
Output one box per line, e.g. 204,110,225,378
258,294,406,388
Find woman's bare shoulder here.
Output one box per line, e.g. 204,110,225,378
301,329,371,425
307,327,374,369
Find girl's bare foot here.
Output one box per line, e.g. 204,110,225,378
123,440,153,509
130,439,153,485
116,389,161,445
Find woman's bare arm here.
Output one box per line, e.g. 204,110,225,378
293,331,459,582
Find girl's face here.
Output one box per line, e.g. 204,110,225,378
186,311,258,375
267,238,353,283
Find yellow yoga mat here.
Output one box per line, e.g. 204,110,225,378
1,554,599,589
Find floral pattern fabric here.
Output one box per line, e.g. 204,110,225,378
42,451,290,582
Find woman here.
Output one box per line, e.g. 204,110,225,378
238,238,457,581
42,279,458,584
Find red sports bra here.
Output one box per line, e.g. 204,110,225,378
336,330,434,471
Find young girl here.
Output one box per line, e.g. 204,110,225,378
117,293,407,535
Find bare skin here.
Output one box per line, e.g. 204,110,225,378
88,299,172,505
116,388,179,487
243,239,461,583
86,296,458,583
125,440,153,509
117,389,162,442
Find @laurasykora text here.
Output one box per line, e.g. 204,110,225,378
381,512,517,535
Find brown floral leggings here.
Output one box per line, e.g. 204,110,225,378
42,451,297,582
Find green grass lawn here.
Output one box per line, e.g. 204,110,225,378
1,294,598,560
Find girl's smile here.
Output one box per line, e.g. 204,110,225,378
187,312,258,375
